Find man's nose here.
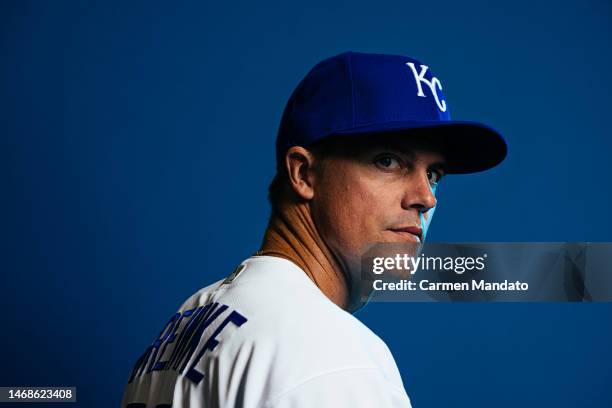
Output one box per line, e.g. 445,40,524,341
400,173,437,213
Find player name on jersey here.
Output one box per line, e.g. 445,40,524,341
127,302,247,386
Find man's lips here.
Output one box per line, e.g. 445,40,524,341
388,226,423,242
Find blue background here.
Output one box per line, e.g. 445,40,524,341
2,1,611,407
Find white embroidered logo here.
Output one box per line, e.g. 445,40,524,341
405,62,447,112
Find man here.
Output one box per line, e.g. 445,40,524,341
122,51,507,407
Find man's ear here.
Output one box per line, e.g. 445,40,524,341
284,146,316,200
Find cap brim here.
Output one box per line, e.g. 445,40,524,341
333,120,507,174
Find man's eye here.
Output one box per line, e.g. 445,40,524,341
427,169,443,186
375,155,401,170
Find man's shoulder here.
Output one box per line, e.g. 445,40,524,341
181,256,376,344
122,256,405,408
180,256,399,378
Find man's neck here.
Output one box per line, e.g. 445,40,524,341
260,201,350,310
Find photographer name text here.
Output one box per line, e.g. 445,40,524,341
373,279,529,291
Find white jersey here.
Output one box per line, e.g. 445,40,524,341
121,255,411,407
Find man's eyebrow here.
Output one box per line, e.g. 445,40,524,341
373,142,417,160
374,141,447,170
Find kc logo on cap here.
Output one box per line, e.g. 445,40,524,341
406,62,447,113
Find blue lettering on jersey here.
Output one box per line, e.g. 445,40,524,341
127,302,248,385
185,310,248,384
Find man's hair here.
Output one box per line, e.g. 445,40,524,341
267,170,289,213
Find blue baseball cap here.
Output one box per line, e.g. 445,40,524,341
276,51,507,174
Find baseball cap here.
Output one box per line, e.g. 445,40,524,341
276,51,507,174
